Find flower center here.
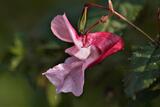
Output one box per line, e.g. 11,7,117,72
82,34,89,47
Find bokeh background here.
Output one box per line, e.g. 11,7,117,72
0,0,160,107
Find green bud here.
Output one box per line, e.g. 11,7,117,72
78,6,88,34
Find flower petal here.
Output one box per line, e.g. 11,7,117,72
65,46,91,60
83,46,100,69
51,14,82,48
91,38,124,66
86,32,124,66
42,64,69,87
42,57,85,96
87,32,122,52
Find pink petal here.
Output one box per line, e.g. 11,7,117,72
82,46,100,69
65,46,91,60
42,57,85,96
51,14,82,48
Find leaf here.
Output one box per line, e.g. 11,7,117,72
10,33,25,71
118,2,142,21
47,84,61,107
124,44,160,99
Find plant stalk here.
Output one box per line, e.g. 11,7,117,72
107,0,156,43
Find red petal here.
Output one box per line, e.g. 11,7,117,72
87,32,124,66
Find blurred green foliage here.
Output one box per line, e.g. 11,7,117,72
0,0,160,107
124,44,160,99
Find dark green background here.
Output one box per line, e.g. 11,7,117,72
0,0,160,107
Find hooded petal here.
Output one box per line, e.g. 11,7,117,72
86,32,124,66
87,32,122,52
51,14,82,48
91,38,124,66
43,57,85,96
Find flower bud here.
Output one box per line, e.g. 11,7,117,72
78,6,88,34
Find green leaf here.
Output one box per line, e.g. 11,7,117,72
118,2,142,21
47,84,61,107
10,33,25,71
124,44,160,99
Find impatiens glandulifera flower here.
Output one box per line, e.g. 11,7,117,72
42,14,124,96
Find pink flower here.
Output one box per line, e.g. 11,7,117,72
42,14,124,96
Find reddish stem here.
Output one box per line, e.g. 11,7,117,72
85,2,106,9
85,15,109,34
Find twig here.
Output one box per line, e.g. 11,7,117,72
108,0,156,43
85,15,109,34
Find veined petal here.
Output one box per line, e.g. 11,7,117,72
51,14,82,48
86,32,124,66
42,64,69,87
42,57,85,96
91,38,124,66
87,32,122,53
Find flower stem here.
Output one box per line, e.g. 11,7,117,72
112,11,156,43
85,2,106,9
85,15,109,34
79,3,107,34
83,0,159,45
107,0,156,43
